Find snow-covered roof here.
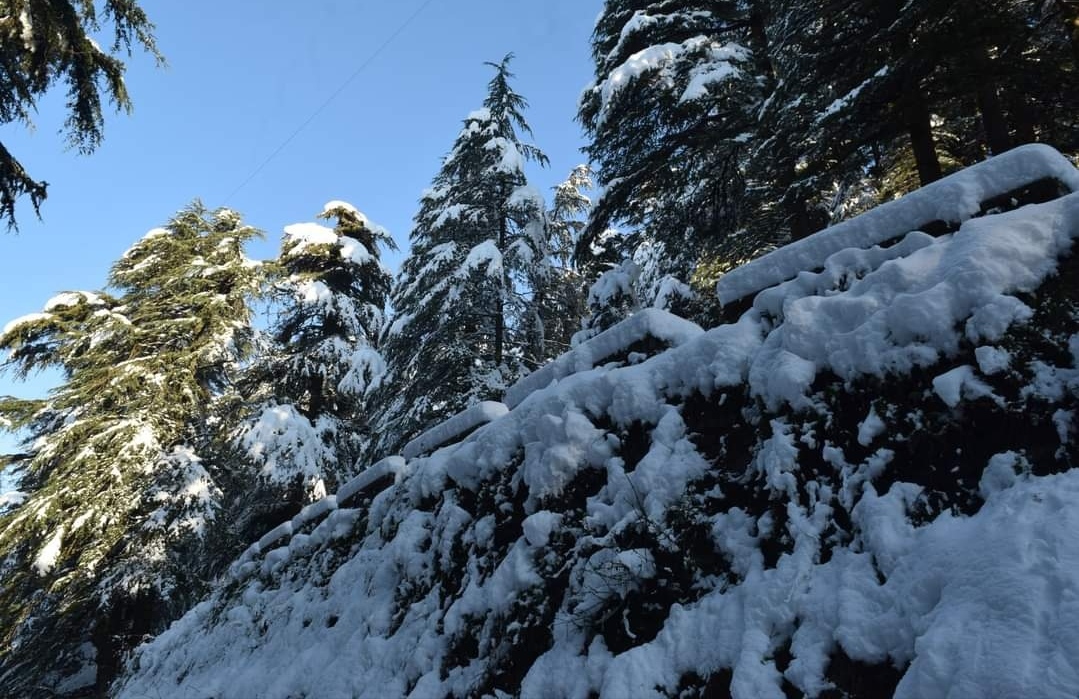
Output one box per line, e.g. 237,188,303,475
717,144,1079,306
229,455,408,579
401,401,509,460
504,308,703,409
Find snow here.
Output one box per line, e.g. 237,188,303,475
338,236,374,266
717,144,1079,306
587,259,639,309
2,312,51,336
975,345,1012,375
508,184,544,210
0,490,28,508
338,347,386,396
739,190,1079,408
33,526,64,576
283,222,337,255
460,240,504,279
320,200,390,238
485,136,526,175
401,401,509,460
1054,410,1074,453
296,279,333,307
43,291,105,311
144,446,220,537
679,44,747,103
335,456,406,506
591,38,746,125
521,511,562,547
238,404,327,483
819,65,890,120
320,200,360,218
857,406,886,447
17,8,33,49
505,308,703,409
932,365,1001,408
115,148,1079,699
466,107,491,123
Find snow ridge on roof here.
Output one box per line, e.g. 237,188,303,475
401,401,509,460
717,144,1079,306
504,307,703,409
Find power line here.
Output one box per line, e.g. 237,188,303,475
224,0,438,204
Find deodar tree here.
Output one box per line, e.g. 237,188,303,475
0,0,161,228
0,203,261,697
578,0,762,303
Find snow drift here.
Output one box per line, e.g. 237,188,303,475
116,147,1079,698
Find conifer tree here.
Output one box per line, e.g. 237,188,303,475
370,55,547,458
530,165,593,363
0,203,261,696
232,201,393,535
578,1,762,298
573,258,641,345
0,0,162,228
775,0,1079,225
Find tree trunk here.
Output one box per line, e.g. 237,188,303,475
749,2,814,240
1008,95,1038,145
785,191,815,240
905,88,943,185
306,373,323,420
977,84,1012,155
494,211,506,367
973,46,1011,155
879,0,942,186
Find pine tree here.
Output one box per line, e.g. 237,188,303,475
0,1,162,228
370,55,547,459
578,1,763,299
0,203,261,696
231,201,393,537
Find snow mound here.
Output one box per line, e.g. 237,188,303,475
717,144,1079,306
116,149,1079,699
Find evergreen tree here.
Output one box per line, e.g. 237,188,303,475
0,203,261,696
780,0,1079,225
370,55,547,458
573,258,642,345
578,0,763,299
531,165,593,363
920,0,1079,155
232,201,393,536
0,0,162,227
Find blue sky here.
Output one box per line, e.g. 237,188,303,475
0,0,603,461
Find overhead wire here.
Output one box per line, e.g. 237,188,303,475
223,0,438,204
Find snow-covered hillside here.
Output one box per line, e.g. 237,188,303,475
116,147,1079,699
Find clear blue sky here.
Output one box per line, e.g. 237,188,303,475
0,0,603,462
